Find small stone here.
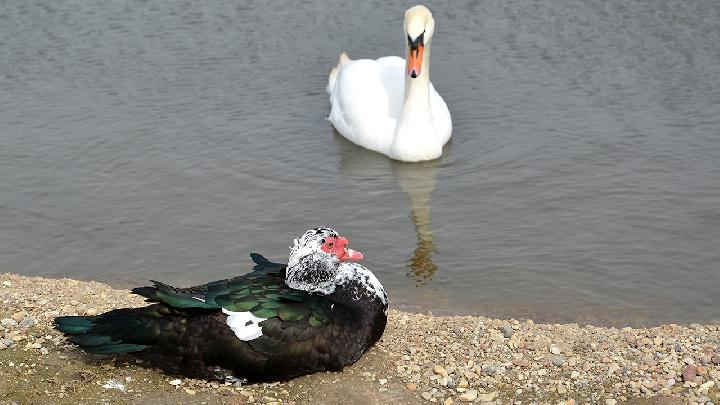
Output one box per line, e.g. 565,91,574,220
682,364,697,381
1,338,14,348
557,385,568,395
549,346,561,355
477,392,497,401
512,359,530,368
570,371,581,379
552,357,565,366
433,365,448,377
2,281,11,287
642,355,657,366
11,335,25,342
1,319,17,328
169,379,182,386
184,388,196,395
712,355,720,365
459,390,478,402
500,325,514,338
666,378,676,388
85,308,98,316
443,399,454,405
421,392,433,401
378,379,387,385
18,317,35,329
406,383,417,392
698,380,715,393
605,400,617,405
674,343,683,352
29,342,42,349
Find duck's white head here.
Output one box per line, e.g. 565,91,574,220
286,227,363,293
404,5,435,79
285,227,387,306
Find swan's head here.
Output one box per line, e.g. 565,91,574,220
286,227,364,294
404,5,435,79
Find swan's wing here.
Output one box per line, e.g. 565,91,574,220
429,82,452,145
328,57,405,154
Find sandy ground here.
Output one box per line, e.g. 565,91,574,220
1,273,719,405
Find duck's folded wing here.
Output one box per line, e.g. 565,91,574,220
205,288,360,377
131,253,286,309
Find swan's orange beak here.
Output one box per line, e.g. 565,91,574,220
407,45,424,78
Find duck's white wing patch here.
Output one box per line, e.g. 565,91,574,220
222,308,267,341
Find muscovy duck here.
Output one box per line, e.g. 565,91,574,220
54,227,388,381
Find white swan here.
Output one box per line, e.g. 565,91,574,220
327,5,452,162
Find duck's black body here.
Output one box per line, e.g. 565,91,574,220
54,254,387,381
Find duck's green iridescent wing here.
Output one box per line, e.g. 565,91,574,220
131,253,336,328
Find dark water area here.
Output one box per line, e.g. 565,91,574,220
1,0,719,326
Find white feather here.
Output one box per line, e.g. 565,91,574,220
222,308,267,341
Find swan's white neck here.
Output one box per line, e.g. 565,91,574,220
391,42,440,162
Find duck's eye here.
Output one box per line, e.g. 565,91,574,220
327,242,334,248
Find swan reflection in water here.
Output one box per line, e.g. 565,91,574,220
335,135,442,286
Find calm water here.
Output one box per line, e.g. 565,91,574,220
2,0,719,326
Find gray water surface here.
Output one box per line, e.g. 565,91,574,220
2,0,720,326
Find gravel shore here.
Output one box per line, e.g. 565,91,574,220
1,273,719,404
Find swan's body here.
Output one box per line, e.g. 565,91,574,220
327,5,452,162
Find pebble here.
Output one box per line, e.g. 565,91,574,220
500,325,514,338
552,357,565,366
459,389,478,402
641,355,657,366
605,400,617,405
2,281,11,287
512,359,530,368
433,365,448,377
421,392,433,401
169,379,182,386
1,318,17,328
18,317,35,329
406,383,418,392
682,364,697,381
549,345,561,355
477,391,498,401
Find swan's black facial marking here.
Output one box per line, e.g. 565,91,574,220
407,31,425,50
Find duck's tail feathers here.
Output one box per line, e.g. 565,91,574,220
54,314,151,354
327,51,351,94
